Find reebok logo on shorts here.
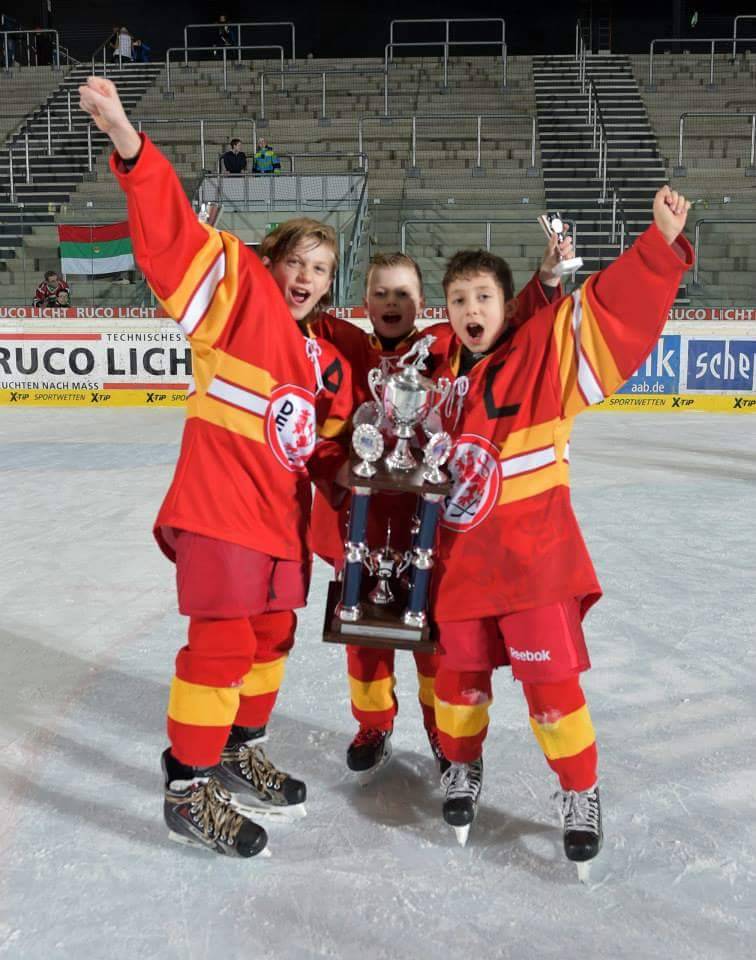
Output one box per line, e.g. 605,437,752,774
509,647,551,662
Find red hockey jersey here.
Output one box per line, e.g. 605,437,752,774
309,273,557,564
111,135,352,563
429,224,693,622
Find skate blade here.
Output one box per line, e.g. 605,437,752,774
231,796,307,821
576,860,592,884
355,741,393,787
168,830,272,858
453,824,471,847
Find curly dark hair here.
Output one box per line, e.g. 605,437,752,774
442,250,514,301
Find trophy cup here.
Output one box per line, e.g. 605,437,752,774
538,212,584,278
364,524,412,605
321,335,455,652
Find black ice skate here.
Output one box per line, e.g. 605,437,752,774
346,727,393,785
216,726,307,820
161,748,268,858
556,783,603,882
427,727,451,775
441,757,483,847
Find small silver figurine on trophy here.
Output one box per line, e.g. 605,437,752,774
538,212,584,278
423,431,453,485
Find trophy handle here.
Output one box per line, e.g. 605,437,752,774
397,551,413,576
367,366,385,408
431,377,452,415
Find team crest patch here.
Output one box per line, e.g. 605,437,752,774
265,384,316,472
441,435,501,532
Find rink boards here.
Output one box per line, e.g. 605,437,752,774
1,310,755,412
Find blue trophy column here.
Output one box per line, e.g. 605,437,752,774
403,493,443,627
338,486,371,620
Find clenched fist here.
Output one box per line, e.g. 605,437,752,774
653,186,691,245
79,76,141,159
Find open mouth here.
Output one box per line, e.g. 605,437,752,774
290,286,311,306
465,322,484,343
381,313,402,325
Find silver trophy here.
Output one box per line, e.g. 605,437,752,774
364,524,412,605
538,212,583,278
367,335,451,472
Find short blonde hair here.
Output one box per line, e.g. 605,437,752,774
259,218,338,272
366,252,424,293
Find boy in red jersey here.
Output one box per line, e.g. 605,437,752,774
425,186,692,867
311,243,573,782
79,76,352,858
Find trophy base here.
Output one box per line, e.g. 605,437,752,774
322,581,435,653
349,457,451,496
553,256,584,278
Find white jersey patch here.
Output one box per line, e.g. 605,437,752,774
265,384,316,472
441,435,501,532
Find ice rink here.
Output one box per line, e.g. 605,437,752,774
0,409,754,960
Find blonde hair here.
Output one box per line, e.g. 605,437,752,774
366,252,424,293
259,217,338,269
260,217,338,312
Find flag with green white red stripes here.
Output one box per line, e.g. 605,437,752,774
58,222,134,275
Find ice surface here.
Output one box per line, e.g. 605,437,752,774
0,410,754,960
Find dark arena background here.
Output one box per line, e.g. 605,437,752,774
0,2,754,959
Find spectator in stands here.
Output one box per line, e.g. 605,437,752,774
1,14,18,68
215,15,238,54
253,138,281,175
222,138,248,174
33,271,70,307
132,38,151,63
114,26,133,65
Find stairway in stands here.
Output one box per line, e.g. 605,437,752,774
0,62,162,267
532,53,679,293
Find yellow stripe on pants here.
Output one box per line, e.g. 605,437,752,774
529,704,595,760
167,676,240,727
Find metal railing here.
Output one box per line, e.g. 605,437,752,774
196,171,366,212
357,113,536,176
389,18,505,54
1,29,61,69
648,37,755,90
692,218,756,286
400,216,577,257
183,21,296,64
133,118,260,172
165,45,285,94
277,153,368,174
384,40,507,97
585,79,629,245
337,176,369,305
733,15,756,59
257,66,384,125
575,21,587,91
674,112,756,177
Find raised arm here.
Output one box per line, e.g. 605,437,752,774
552,186,692,417
78,76,263,349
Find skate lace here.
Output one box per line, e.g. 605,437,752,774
557,787,600,835
189,777,245,844
239,744,288,793
427,728,445,762
441,760,482,800
353,727,388,749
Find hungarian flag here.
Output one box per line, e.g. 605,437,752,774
58,222,134,275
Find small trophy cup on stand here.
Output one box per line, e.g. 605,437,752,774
321,335,455,652
538,212,584,278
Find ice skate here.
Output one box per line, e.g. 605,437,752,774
441,757,483,847
216,726,307,820
346,727,393,785
161,749,269,858
427,727,450,775
556,783,603,882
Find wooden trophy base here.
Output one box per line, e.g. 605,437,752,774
348,457,452,497
322,580,436,653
